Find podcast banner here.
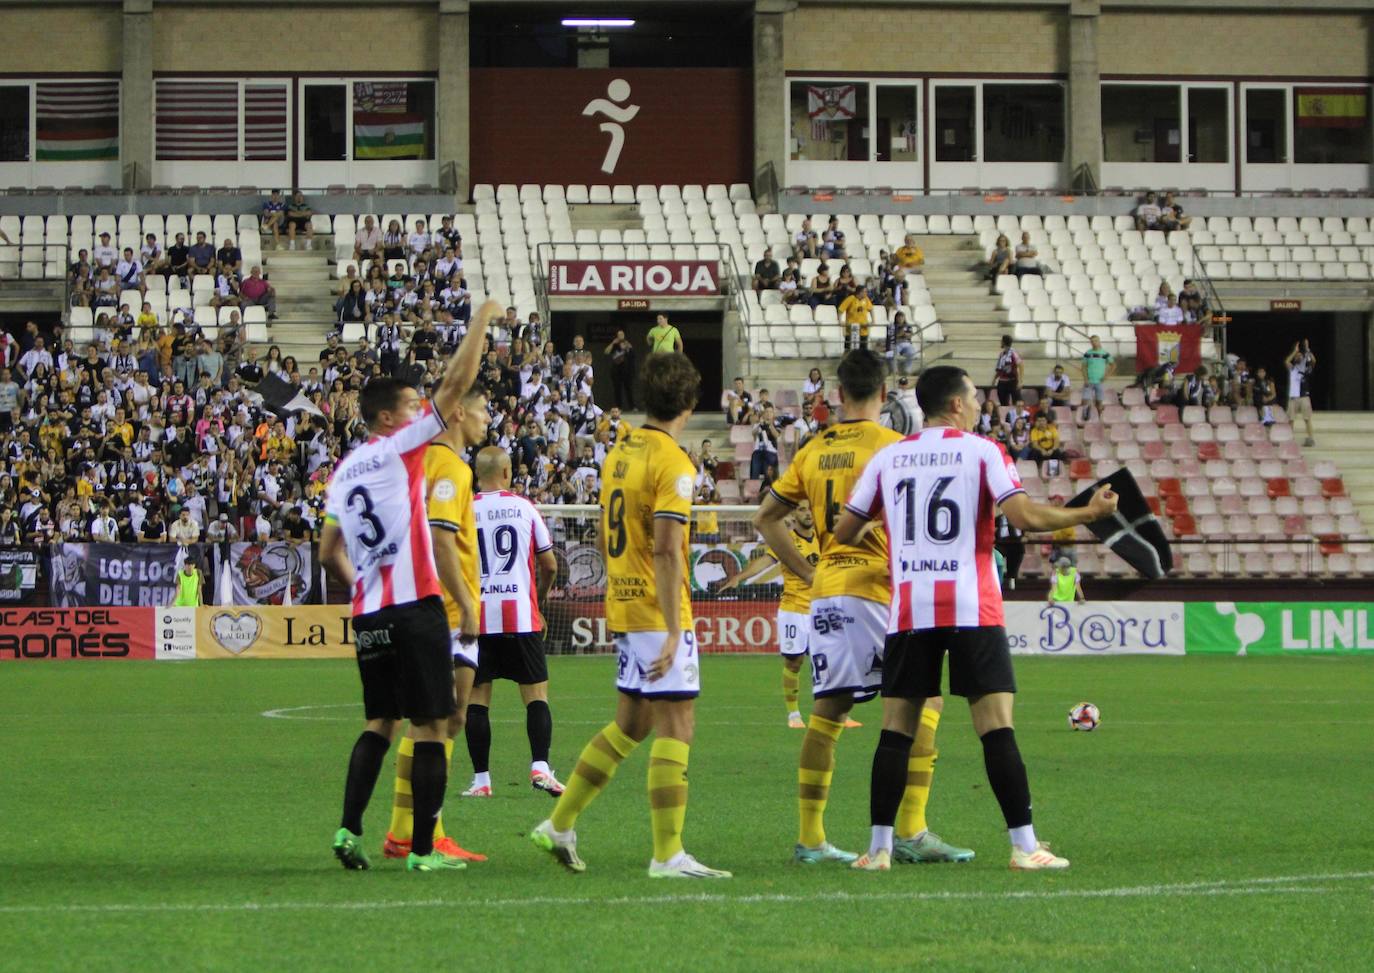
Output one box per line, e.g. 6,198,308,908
194,606,355,659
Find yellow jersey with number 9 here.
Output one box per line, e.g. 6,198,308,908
768,419,902,605
769,529,819,613
424,443,481,631
601,425,695,633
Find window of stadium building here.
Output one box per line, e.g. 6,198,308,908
1186,87,1229,164
789,81,871,162
1245,88,1288,164
1102,84,1181,164
982,84,1064,163
351,81,436,162
1293,86,1370,165
0,85,28,162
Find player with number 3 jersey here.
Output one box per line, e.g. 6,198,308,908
835,366,1118,872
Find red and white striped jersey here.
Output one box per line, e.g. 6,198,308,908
845,426,1024,632
325,403,446,616
472,490,553,634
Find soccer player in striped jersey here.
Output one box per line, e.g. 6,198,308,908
531,353,730,879
720,502,820,728
836,366,1117,871
461,446,563,798
754,349,971,867
380,376,492,865
320,298,499,873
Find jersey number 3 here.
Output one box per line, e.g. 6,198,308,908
346,486,384,548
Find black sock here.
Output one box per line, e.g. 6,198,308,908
340,730,390,834
409,740,448,857
466,704,492,775
869,729,914,828
526,699,552,765
980,727,1033,829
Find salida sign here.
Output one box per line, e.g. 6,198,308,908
547,260,720,297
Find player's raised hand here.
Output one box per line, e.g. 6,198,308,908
646,631,679,682
1084,484,1119,521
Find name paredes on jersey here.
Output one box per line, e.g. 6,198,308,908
889,450,964,469
338,455,386,481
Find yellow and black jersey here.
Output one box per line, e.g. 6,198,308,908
769,528,819,613
768,419,902,605
601,425,695,633
424,443,481,629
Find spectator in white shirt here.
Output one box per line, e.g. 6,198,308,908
18,338,52,378
1156,294,1185,325
168,507,202,545
116,248,145,295
407,220,432,261
92,232,117,270
1044,364,1072,407
353,216,381,262
1134,191,1162,232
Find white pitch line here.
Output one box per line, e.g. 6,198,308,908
0,871,1369,917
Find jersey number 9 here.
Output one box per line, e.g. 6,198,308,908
606,488,627,557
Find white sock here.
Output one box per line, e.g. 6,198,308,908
472,771,491,788
869,825,894,856
531,760,550,775
787,710,801,720
1009,824,1038,854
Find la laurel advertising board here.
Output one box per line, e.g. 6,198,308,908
0,607,156,660
195,606,356,659
546,260,720,297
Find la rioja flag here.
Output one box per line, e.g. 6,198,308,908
1135,324,1202,373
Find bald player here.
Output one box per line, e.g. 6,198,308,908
461,447,562,798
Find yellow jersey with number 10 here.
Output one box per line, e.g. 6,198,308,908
424,443,481,631
770,528,819,613
768,419,902,606
601,425,696,633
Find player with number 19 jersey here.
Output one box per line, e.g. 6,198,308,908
325,403,446,616
845,427,1024,633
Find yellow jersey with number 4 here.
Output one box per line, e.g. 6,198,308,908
769,529,819,613
601,425,695,633
424,443,481,630
768,419,901,606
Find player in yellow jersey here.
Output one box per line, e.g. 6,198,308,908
531,353,731,879
380,311,500,865
720,502,820,728
755,349,972,866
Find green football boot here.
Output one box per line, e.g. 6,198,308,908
792,842,860,865
332,827,371,871
893,831,975,864
406,851,468,872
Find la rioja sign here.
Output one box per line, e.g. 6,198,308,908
548,260,721,297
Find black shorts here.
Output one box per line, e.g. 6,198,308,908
883,626,1016,700
352,596,456,721
288,215,311,230
475,632,548,685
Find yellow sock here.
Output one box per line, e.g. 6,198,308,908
550,722,639,833
896,707,941,839
798,714,845,847
432,738,454,842
647,738,690,863
388,735,415,841
782,665,801,713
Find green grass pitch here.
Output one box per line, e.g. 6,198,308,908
2,654,1373,972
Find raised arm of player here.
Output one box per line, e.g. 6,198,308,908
753,493,815,586
319,522,355,588
1000,484,1118,533
433,298,502,418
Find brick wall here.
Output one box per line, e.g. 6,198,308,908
784,5,1069,75
151,5,438,73
2,4,122,73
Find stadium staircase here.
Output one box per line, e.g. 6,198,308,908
919,234,1019,377
1305,413,1374,533
261,232,340,363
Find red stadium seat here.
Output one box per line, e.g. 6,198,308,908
1164,494,1190,516
1142,441,1167,460
1146,495,1162,516
715,461,735,481
1266,478,1291,498
1321,478,1346,498
1195,441,1220,460
1157,477,1182,497
1069,458,1094,480
1171,514,1197,536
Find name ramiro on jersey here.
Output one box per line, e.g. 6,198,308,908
818,452,855,470
891,451,965,469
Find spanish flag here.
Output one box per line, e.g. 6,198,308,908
1295,88,1367,129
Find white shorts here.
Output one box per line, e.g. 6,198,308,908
778,609,810,657
614,630,701,699
809,595,886,701
450,630,479,669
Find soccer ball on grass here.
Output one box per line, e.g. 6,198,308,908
1068,702,1100,731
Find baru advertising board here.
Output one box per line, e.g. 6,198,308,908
1005,602,1186,656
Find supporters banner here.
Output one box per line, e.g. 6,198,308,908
0,549,41,604
1003,602,1185,656
1295,88,1368,128
1185,602,1374,655
155,80,239,161
49,543,210,608
1135,325,1202,373
353,113,426,160
35,81,119,161
0,607,156,661
195,606,354,659
546,261,721,297
219,542,317,605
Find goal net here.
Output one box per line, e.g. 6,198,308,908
537,504,782,656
